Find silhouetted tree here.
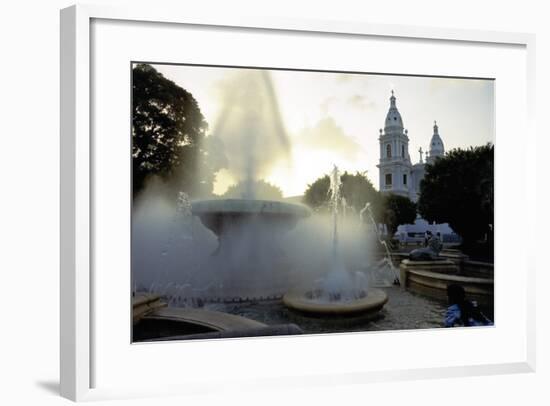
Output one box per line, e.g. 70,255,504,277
418,144,494,246
340,172,382,215
221,179,284,200
132,63,215,197
303,175,330,210
303,171,383,221
381,194,417,236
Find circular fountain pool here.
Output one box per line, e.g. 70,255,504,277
283,288,388,316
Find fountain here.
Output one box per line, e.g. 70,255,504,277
142,69,316,303
282,166,388,316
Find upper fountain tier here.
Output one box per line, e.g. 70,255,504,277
191,198,311,236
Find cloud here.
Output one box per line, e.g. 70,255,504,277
295,117,363,160
347,94,376,111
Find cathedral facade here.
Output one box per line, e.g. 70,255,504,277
377,91,445,202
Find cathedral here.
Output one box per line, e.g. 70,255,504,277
377,91,445,202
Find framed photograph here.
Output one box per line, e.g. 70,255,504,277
60,4,536,401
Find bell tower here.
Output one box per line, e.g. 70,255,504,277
426,120,445,164
376,91,412,197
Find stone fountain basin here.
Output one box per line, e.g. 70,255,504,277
132,293,305,341
399,259,494,308
192,198,311,235
283,288,388,316
192,198,311,216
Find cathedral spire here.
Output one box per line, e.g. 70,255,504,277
427,120,445,164
385,90,403,131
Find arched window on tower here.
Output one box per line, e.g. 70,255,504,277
386,144,392,158
401,145,405,157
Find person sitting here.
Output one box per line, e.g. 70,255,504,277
444,283,493,327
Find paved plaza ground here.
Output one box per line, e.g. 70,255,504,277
206,286,449,335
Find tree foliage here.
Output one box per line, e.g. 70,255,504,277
381,194,417,236
303,171,383,220
132,63,216,197
418,144,494,245
303,175,330,210
221,179,283,200
340,172,382,215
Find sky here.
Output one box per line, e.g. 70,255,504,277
149,63,495,197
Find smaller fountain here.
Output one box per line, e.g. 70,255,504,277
283,166,388,316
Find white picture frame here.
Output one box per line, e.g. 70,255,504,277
60,4,536,402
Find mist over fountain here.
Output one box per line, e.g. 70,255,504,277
133,70,316,303
190,198,310,300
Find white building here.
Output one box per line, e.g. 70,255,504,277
377,91,445,202
394,218,462,245
376,91,461,244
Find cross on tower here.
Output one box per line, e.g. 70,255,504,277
418,147,424,163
